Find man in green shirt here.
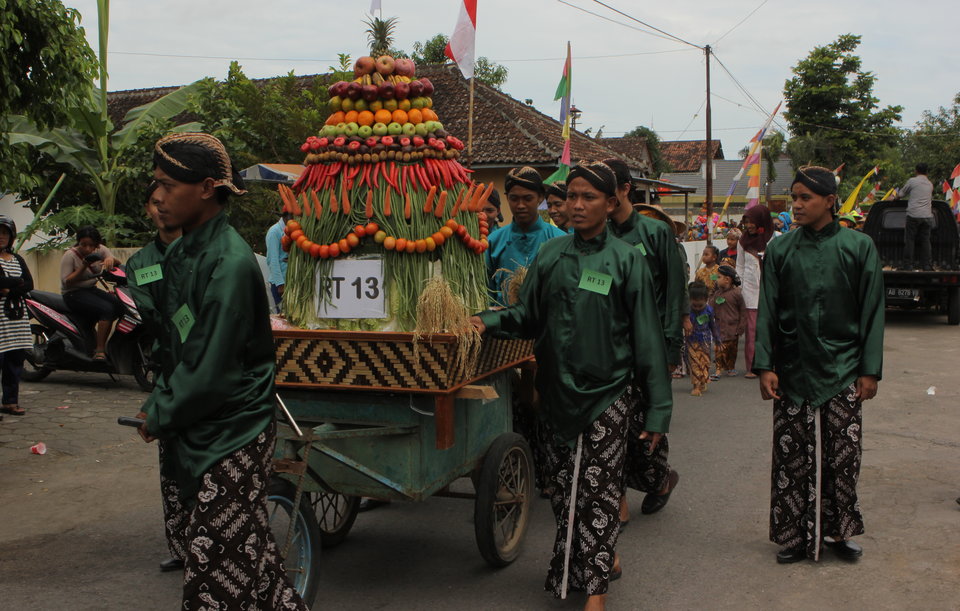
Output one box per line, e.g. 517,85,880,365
126,181,185,573
605,158,684,524
132,133,307,610
754,165,884,565
472,161,671,610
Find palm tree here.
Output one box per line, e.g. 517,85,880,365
364,16,398,57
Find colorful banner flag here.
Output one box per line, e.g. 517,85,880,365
444,0,477,80
839,166,878,214
546,42,572,185
369,0,381,13
880,187,896,201
720,101,781,216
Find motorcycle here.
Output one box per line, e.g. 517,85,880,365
22,262,156,392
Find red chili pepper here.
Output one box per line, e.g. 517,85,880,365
362,164,370,188
372,162,380,188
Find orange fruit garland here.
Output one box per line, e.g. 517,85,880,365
391,109,408,124
357,110,375,126
407,108,423,124
374,109,393,124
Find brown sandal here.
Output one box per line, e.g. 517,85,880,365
1,404,26,416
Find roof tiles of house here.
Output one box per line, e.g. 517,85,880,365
600,136,652,174
105,65,645,170
660,140,724,173
660,157,796,198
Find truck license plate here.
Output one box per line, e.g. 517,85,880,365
886,287,919,299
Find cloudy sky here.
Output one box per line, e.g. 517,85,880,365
66,0,957,157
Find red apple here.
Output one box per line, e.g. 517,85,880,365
362,84,379,102
378,83,396,100
419,78,435,96
376,55,396,76
394,58,416,78
328,81,346,98
408,80,424,98
354,56,376,76
345,82,362,101
394,81,410,100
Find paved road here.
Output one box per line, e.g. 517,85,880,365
0,310,957,610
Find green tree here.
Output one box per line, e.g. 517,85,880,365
783,34,902,177
410,33,508,90
624,125,671,175
902,92,960,184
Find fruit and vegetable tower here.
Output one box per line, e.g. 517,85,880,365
278,54,492,332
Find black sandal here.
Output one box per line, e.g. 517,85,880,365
1,404,26,416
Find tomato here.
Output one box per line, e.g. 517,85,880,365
309,243,322,258
328,242,340,257
374,230,387,244
319,245,330,259
290,229,304,241
394,238,407,252
455,225,467,238
424,237,436,251
445,219,459,230
353,224,366,238
347,233,360,247
405,240,416,253
431,232,445,246
415,239,427,253
439,226,454,238
383,236,397,250
287,220,301,232
365,222,379,235
338,238,351,254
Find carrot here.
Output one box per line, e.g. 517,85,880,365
477,182,495,212
449,187,468,217
434,191,448,218
301,192,312,217
424,185,437,214
286,186,302,215
365,188,374,218
384,184,392,216
341,179,351,215
310,190,323,219
330,188,339,214
404,192,411,220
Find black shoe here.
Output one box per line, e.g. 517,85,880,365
776,546,806,564
640,470,679,515
824,537,862,560
159,557,184,572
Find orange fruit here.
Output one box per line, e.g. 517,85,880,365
407,109,423,125
405,240,417,253
374,109,393,124
326,111,345,126
391,109,408,125
357,111,375,127
395,238,407,252
344,110,359,124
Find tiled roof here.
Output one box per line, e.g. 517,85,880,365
660,140,724,173
600,137,652,175
105,65,645,170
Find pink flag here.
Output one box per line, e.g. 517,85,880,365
445,0,478,79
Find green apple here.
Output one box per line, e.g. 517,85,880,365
344,122,360,136
410,97,425,110
328,96,342,113
425,121,440,133
414,123,428,137
335,122,347,135
423,97,433,109
321,125,337,138
387,122,403,135
358,125,373,138
401,123,417,136
372,122,389,136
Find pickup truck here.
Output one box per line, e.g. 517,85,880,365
862,199,960,324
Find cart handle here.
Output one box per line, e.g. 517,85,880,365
275,393,304,438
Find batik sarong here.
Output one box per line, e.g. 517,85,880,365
182,422,307,610
714,338,739,373
770,383,864,561
688,341,711,392
158,440,188,563
622,384,671,496
542,388,631,598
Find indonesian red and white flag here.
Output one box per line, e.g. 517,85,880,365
445,0,477,79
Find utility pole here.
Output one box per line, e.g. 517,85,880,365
704,44,713,245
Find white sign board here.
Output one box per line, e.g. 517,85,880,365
315,257,386,319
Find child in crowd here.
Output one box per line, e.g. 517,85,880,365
686,281,721,396
721,229,740,266
710,265,746,379
695,245,721,295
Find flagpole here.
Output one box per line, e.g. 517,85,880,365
467,76,475,167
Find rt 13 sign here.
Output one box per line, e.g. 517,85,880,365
315,257,386,319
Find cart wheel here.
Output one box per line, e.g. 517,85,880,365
313,492,360,548
474,432,533,567
132,334,157,392
267,478,322,608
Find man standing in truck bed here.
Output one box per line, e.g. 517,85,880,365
899,163,935,271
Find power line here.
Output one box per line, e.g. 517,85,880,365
714,0,769,45
556,1,688,45
676,98,707,140
498,48,697,62
588,0,703,49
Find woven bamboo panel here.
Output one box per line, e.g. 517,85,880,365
274,329,533,391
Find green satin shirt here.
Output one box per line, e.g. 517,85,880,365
138,211,276,504
609,211,686,365
753,220,884,406
479,228,673,444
